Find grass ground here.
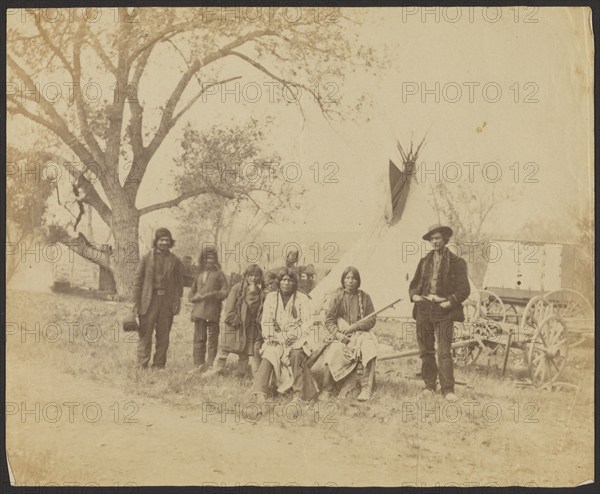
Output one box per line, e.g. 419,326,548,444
5,288,595,486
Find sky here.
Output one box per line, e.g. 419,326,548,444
7,7,594,280
137,7,593,241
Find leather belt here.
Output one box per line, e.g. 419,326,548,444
155,289,166,296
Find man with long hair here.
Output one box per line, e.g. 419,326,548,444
249,268,317,410
321,266,378,401
132,227,184,369
189,245,229,371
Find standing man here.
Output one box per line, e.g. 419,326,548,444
409,224,470,402
133,227,184,369
188,246,229,371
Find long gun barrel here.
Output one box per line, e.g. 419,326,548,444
307,296,403,368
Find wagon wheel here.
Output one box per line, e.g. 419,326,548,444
453,320,501,369
452,322,481,368
526,315,568,387
504,304,520,325
462,299,478,323
464,289,506,323
543,289,593,335
453,341,482,368
520,295,552,335
478,289,507,323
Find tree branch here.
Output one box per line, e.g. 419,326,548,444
126,29,276,203
227,49,332,118
34,18,74,75
33,148,113,227
128,46,154,160
172,76,242,125
8,97,61,134
139,187,235,216
72,22,105,163
83,29,118,74
127,23,190,65
54,230,110,269
65,166,113,226
7,56,104,174
9,55,77,137
242,192,279,225
143,28,275,165
103,20,131,169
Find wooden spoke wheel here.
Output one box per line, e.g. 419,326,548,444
543,289,593,334
453,320,501,368
504,304,520,325
527,315,569,387
520,295,552,335
453,341,482,368
462,300,478,323
452,322,480,368
479,289,507,323
463,289,507,323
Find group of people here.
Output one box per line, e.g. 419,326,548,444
131,223,470,405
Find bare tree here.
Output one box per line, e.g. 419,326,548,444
431,181,513,285
7,7,382,296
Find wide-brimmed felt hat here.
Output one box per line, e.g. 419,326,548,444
422,224,453,241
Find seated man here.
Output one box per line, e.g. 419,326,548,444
249,268,318,406
320,266,378,402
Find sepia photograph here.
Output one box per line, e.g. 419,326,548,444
5,4,596,489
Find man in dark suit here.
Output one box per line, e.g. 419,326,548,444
409,224,470,402
133,227,184,369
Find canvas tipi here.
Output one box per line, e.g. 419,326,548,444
310,139,445,318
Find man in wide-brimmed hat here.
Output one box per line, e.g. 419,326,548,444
409,224,470,402
132,227,184,369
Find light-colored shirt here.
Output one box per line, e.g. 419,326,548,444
429,251,442,295
260,290,313,346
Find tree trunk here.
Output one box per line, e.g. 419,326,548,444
109,211,141,300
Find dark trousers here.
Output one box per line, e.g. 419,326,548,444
194,319,219,366
251,359,276,396
289,349,317,401
138,293,174,368
251,349,317,401
415,300,455,394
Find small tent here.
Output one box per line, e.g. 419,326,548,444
310,140,476,319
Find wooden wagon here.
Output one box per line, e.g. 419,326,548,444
449,239,593,387
378,240,593,388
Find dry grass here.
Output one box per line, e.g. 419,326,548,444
6,288,595,485
7,288,593,417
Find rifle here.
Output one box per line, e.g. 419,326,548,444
306,296,403,368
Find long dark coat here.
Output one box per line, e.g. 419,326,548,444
132,250,184,316
408,247,470,322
